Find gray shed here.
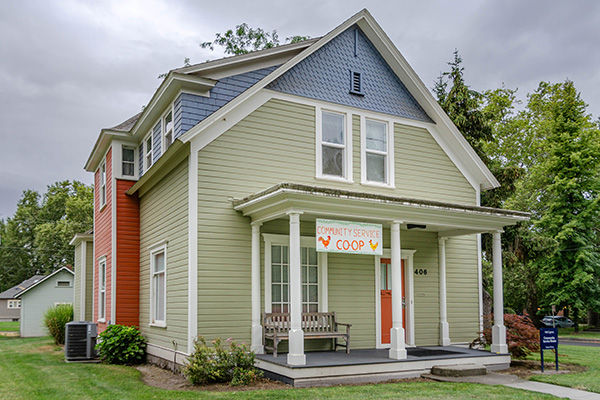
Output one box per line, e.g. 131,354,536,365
16,267,74,337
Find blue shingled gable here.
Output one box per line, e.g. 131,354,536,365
267,26,432,123
174,65,279,138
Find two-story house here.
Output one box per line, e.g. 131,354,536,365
77,9,528,386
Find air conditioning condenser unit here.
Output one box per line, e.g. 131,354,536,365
65,321,98,361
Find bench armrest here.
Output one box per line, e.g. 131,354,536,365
336,322,352,327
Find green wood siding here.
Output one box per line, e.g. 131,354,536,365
73,242,83,321
139,158,189,353
446,235,479,343
194,98,480,347
85,241,94,320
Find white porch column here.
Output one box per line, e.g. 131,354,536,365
250,222,263,354
491,230,508,353
438,236,451,346
389,221,407,360
287,211,306,365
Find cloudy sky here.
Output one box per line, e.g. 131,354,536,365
1,0,599,219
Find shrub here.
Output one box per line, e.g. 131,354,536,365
183,337,262,386
473,314,540,359
95,325,146,365
43,304,73,345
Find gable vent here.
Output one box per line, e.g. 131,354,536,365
350,70,364,96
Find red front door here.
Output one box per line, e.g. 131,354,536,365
381,259,405,344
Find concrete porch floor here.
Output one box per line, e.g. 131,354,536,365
256,346,510,387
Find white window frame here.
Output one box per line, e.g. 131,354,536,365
56,281,72,288
99,162,106,207
122,145,136,177
144,133,153,171
263,234,328,314
162,106,174,152
316,106,353,183
98,257,107,322
149,243,167,327
361,115,395,188
7,300,21,309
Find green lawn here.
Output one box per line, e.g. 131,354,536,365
0,321,19,332
0,336,555,400
528,344,600,393
557,327,600,340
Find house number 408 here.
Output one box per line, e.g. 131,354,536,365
414,269,428,276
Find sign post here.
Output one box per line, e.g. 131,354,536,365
540,328,558,372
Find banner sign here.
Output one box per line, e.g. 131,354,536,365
316,219,382,255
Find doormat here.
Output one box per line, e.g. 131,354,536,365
407,348,462,357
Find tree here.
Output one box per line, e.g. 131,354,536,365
0,181,93,292
433,50,493,162
519,81,600,331
200,23,309,55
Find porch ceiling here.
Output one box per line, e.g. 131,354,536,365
232,183,530,237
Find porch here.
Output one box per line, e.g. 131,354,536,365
233,183,529,366
256,346,510,387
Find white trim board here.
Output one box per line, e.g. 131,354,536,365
374,249,416,349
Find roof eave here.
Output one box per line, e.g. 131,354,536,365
15,267,74,298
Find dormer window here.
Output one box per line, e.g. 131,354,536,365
145,134,153,170
163,110,173,150
122,146,135,176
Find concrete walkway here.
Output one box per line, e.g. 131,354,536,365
423,372,600,400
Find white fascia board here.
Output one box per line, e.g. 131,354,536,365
355,15,498,190
179,10,370,146
179,9,497,192
130,73,217,140
85,130,132,172
15,267,74,298
69,233,93,247
174,38,319,77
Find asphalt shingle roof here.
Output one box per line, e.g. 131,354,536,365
0,275,45,299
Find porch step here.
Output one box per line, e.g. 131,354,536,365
430,364,487,377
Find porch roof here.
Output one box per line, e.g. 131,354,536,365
232,183,530,237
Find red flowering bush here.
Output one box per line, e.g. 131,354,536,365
475,314,540,359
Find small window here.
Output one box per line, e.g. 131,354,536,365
122,147,135,176
365,119,387,183
321,111,346,178
100,163,106,207
349,70,364,95
145,135,153,170
99,259,106,321
54,302,72,306
361,117,393,187
163,111,173,150
7,300,21,309
150,246,167,325
56,281,71,288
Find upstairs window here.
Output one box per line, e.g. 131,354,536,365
56,281,72,288
319,110,352,180
122,147,135,176
100,162,106,207
163,111,173,150
362,117,394,187
145,134,153,170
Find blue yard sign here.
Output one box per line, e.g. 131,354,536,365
540,328,558,372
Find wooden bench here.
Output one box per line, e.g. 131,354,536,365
262,312,351,357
